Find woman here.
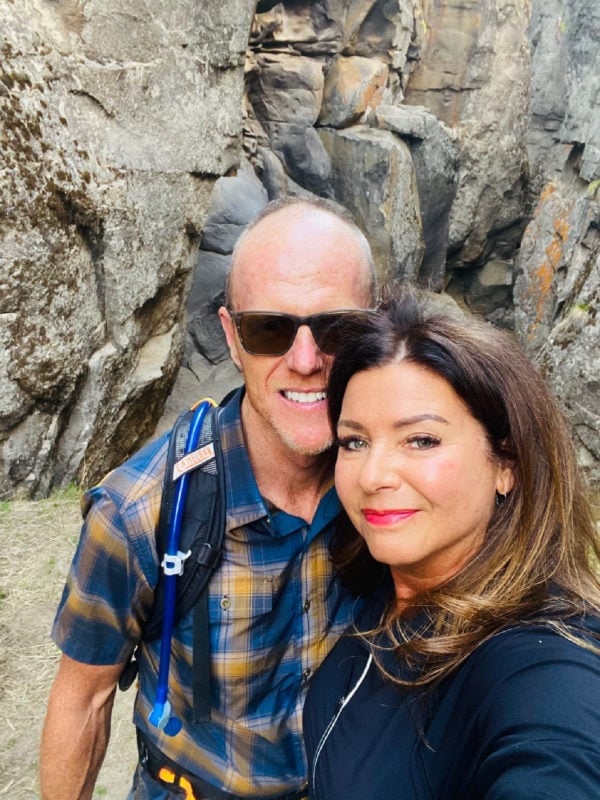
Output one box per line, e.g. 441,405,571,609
304,287,600,800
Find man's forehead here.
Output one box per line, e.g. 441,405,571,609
227,203,375,306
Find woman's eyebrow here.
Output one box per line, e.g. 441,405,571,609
338,413,450,431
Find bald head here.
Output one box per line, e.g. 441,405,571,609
226,198,376,309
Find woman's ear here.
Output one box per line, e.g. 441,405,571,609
495,461,516,497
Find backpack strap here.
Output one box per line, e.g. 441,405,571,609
193,588,211,722
144,401,225,641
164,401,225,724
119,399,226,730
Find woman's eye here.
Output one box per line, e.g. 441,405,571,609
337,436,368,452
407,434,440,450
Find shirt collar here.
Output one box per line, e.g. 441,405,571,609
269,486,341,540
217,387,341,534
217,388,268,530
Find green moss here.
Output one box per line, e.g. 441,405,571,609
587,179,600,198
50,483,81,502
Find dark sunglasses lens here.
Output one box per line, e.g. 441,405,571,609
311,314,351,354
239,314,296,355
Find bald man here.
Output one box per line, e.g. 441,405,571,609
41,197,376,800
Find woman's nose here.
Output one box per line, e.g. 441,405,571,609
358,449,401,494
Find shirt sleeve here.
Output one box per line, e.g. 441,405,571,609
470,628,600,799
51,484,156,665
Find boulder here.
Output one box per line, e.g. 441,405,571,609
186,167,268,364
372,104,458,289
0,0,253,497
318,55,388,128
320,126,424,281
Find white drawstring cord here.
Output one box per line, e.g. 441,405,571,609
311,652,373,791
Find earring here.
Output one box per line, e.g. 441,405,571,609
495,491,507,507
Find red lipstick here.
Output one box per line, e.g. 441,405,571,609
362,509,417,526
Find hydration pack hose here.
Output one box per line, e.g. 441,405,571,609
148,399,214,736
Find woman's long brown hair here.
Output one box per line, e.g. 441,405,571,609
328,285,600,687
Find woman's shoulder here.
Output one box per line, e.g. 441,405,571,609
420,615,600,800
473,613,600,669
453,613,600,721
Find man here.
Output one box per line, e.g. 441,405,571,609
40,196,376,799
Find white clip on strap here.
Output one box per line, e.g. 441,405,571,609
161,549,191,576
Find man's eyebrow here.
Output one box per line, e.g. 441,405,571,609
338,413,450,430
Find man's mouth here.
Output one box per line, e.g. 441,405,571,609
282,390,326,404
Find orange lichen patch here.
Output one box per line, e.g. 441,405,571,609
528,210,571,340
553,217,569,239
533,258,555,311
531,183,556,222
540,182,557,203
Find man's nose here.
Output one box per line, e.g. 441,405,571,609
284,324,325,374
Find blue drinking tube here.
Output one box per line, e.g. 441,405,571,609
148,399,213,736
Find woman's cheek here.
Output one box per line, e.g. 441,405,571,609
417,455,460,497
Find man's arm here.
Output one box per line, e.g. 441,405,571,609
40,654,125,800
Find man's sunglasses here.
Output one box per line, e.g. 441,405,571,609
229,310,369,356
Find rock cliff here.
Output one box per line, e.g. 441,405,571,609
1,0,598,497
1,0,254,495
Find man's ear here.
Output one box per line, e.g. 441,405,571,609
218,306,243,370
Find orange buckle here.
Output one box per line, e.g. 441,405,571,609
158,766,198,800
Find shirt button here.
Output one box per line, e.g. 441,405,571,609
302,668,312,682
303,599,311,612
220,597,231,610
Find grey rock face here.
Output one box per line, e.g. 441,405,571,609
179,0,598,488
1,0,254,497
372,104,458,289
514,0,600,487
187,167,268,365
319,125,424,281
2,0,599,496
514,170,600,486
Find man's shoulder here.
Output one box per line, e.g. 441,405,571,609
106,432,170,495
84,432,170,521
83,390,243,525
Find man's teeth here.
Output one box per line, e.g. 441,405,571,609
283,391,326,404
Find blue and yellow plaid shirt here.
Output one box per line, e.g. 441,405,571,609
52,389,359,797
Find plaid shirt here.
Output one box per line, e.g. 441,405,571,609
52,389,358,797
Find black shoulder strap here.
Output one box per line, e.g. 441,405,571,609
119,401,226,715
143,401,226,641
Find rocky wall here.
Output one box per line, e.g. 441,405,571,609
182,0,598,490
514,0,600,485
0,0,255,497
1,0,599,496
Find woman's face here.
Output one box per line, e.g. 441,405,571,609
334,361,514,600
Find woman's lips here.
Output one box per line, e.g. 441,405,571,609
362,509,418,526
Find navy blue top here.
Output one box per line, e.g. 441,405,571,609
304,597,600,800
